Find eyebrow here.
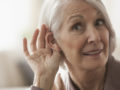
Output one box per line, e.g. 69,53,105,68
96,11,103,16
67,14,84,22
67,11,102,22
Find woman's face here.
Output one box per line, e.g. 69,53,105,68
56,0,109,70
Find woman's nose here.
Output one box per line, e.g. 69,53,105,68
87,27,101,44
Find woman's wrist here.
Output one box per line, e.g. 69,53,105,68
33,72,56,90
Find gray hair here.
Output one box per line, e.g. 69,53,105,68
38,0,116,55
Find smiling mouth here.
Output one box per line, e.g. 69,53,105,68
82,49,103,56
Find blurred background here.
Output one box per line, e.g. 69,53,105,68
0,0,120,89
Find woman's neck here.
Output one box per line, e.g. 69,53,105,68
68,66,106,90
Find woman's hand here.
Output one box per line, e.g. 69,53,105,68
23,25,62,90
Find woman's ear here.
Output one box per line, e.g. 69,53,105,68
46,31,61,51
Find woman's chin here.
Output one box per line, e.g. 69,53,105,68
78,53,108,70
80,60,107,71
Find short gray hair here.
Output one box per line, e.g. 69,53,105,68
38,0,116,55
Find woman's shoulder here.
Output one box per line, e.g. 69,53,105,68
107,55,120,72
104,55,120,90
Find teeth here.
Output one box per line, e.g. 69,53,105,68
83,50,101,55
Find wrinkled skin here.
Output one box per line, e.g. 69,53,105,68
23,0,109,90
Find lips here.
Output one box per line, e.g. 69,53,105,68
82,49,103,56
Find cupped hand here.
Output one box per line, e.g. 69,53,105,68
23,25,62,89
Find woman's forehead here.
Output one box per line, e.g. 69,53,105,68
64,0,97,14
62,0,99,21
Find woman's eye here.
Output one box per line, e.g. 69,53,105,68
95,19,105,26
72,23,82,31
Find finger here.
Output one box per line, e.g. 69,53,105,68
23,38,30,57
45,27,51,49
45,37,51,49
38,24,47,49
30,29,39,52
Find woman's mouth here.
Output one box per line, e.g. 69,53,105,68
82,49,103,56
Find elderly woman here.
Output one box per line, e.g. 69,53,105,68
23,0,120,90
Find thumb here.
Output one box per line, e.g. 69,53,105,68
51,50,62,64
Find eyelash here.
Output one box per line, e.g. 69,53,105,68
72,22,83,31
95,18,105,26
71,18,106,33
